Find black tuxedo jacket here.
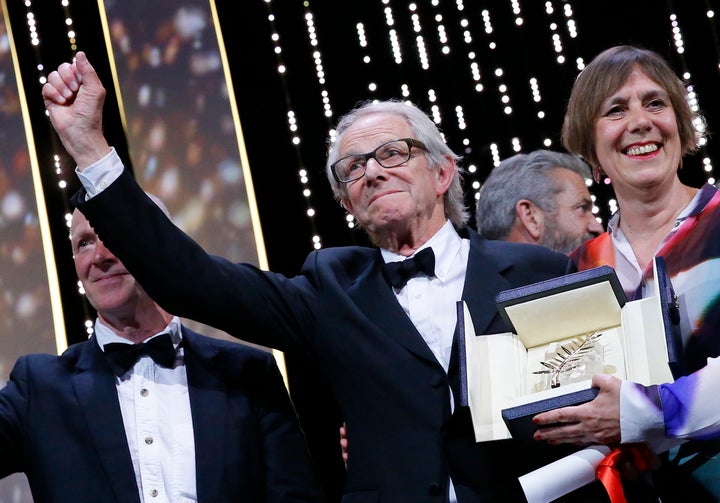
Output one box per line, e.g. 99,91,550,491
0,325,323,503
76,170,605,502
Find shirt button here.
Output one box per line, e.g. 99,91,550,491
150,489,158,497
145,436,153,445
100,180,108,189
140,388,149,397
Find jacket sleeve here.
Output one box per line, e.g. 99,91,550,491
0,357,30,476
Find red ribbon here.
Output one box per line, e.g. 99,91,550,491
595,444,656,503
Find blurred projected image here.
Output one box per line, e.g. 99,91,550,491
0,9,56,503
105,0,259,264
103,0,267,346
0,16,56,377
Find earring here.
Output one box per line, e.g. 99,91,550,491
592,166,604,184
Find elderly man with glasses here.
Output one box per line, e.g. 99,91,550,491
42,52,609,502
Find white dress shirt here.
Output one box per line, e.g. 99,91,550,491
95,316,197,503
382,220,469,376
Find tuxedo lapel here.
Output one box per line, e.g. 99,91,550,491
347,251,439,365
446,231,515,398
181,329,227,499
462,232,515,335
72,339,141,503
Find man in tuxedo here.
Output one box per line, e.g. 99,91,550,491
0,206,323,503
475,149,603,254
42,52,599,502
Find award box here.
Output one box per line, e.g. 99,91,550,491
457,257,682,443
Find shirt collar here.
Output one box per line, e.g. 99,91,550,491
94,315,183,350
380,220,463,282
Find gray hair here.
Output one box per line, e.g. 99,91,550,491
475,150,591,239
325,99,469,228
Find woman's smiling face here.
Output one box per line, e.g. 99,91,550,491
593,68,682,191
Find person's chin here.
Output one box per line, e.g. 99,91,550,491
93,293,135,313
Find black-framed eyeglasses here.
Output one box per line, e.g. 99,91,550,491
331,138,427,183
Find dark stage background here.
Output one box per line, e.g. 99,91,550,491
3,0,720,500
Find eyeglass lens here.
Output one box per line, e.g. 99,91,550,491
334,139,412,182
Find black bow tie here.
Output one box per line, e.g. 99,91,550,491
383,247,436,289
103,333,179,376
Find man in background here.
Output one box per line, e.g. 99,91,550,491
475,149,603,254
0,205,323,502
